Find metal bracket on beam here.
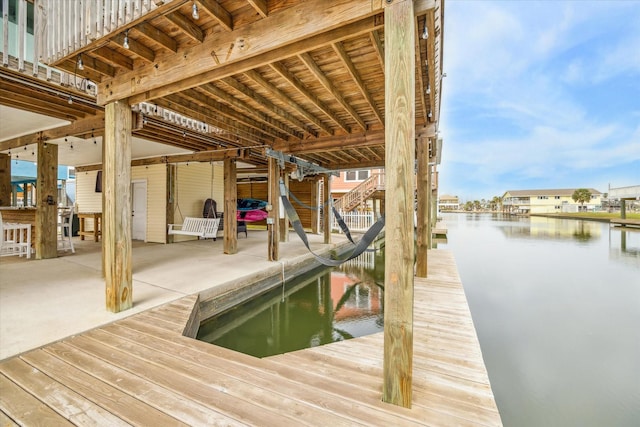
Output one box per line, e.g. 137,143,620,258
265,148,339,180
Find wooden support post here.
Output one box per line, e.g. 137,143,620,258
35,140,58,259
279,171,289,242
0,153,10,206
383,0,415,408
166,164,176,243
103,100,132,313
323,175,332,244
267,157,280,261
416,134,431,277
311,178,319,234
224,158,238,254
620,199,626,220
427,161,433,250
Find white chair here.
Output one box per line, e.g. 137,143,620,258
57,207,75,253
0,212,32,259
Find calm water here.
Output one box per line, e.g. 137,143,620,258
441,213,640,427
197,250,384,358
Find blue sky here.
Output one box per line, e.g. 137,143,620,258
438,1,640,201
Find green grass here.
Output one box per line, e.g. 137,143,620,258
533,212,640,220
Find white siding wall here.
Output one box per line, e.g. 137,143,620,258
75,170,102,231
75,163,223,243
172,162,224,242
132,164,166,243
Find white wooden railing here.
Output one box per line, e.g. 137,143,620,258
42,0,161,64
334,172,385,212
332,211,376,233
1,0,95,93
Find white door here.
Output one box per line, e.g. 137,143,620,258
132,181,147,241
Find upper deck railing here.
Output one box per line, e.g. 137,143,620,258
1,0,95,93
41,0,162,64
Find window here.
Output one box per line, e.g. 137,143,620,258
0,0,34,34
345,170,370,181
555,196,561,199
538,196,548,200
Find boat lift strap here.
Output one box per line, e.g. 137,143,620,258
279,179,385,266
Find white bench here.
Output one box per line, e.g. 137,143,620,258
168,217,220,240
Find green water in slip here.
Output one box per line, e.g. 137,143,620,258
197,247,386,358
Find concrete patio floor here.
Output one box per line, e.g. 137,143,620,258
0,231,348,360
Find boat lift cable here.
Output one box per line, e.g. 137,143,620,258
279,179,385,267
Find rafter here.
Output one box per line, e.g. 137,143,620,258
135,22,178,52
332,41,383,125
92,46,134,70
165,12,204,43
369,30,384,72
198,0,233,31
221,76,317,138
272,129,384,154
200,83,303,140
269,62,350,134
110,33,155,63
246,0,268,18
298,52,366,131
245,68,333,136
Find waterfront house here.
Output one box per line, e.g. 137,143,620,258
502,188,603,214
438,194,459,211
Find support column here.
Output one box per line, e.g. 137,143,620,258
35,141,58,259
224,158,238,254
427,160,433,249
416,130,434,277
383,0,415,408
267,158,280,261
620,199,626,219
279,171,289,242
311,178,319,234
166,164,176,243
0,153,10,206
103,100,132,313
323,174,332,244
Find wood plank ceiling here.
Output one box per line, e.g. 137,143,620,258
49,0,444,171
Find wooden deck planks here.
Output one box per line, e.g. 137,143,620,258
0,250,502,426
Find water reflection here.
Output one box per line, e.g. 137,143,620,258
197,248,385,358
441,213,640,427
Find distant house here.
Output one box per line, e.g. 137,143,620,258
502,188,603,214
331,168,385,212
438,194,459,211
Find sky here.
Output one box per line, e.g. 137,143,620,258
438,0,640,202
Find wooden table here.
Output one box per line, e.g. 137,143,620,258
78,212,102,242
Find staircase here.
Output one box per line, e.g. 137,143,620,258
334,172,385,212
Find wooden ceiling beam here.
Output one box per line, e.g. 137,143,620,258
272,129,384,154
1,80,98,115
220,77,317,138
99,1,384,104
0,89,87,119
198,0,233,31
415,12,429,125
332,41,384,125
269,61,350,134
92,46,134,70
324,159,385,170
78,55,116,77
110,34,156,63
135,22,178,52
55,60,104,82
181,88,288,140
75,148,247,172
246,0,268,18
369,30,385,71
165,12,204,43
153,96,266,146
298,52,366,131
245,68,333,136
0,115,106,151
199,83,303,140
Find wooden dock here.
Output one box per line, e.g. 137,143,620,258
0,250,501,426
611,219,640,228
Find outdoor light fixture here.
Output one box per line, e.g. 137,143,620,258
123,30,130,49
428,111,433,118
422,22,428,40
67,95,73,104
426,85,431,95
192,2,199,20
77,54,84,70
